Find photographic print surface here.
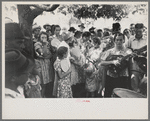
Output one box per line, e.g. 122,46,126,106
2,1,148,119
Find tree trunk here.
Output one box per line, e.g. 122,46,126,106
17,5,34,56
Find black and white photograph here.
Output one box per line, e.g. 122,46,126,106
2,1,148,119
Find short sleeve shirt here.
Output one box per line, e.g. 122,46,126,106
125,36,147,50
100,47,131,78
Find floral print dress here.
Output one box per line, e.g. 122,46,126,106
54,58,73,98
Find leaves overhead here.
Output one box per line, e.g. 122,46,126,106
57,4,146,21
74,4,132,21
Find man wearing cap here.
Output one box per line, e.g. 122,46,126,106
68,27,76,37
32,24,41,43
73,30,82,46
130,23,135,36
5,49,34,98
43,23,51,31
43,23,52,38
78,23,85,33
5,22,26,51
5,22,42,97
97,29,103,39
125,23,147,92
89,26,96,40
5,22,36,63
89,27,96,34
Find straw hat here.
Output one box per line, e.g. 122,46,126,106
78,23,85,28
32,24,41,32
43,23,51,29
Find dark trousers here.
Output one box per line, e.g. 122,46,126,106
45,81,54,98
104,76,129,97
72,83,86,98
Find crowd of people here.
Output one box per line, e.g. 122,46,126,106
5,19,147,98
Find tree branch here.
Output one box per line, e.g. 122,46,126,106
30,4,59,12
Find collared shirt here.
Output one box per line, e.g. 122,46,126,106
125,36,147,50
5,86,25,98
100,46,130,78
125,36,147,73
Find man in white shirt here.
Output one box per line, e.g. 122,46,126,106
130,23,135,36
125,23,147,92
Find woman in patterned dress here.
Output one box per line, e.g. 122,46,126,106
53,46,73,98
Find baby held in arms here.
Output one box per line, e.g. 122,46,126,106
69,42,86,67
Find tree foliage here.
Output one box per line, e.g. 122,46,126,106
57,4,147,21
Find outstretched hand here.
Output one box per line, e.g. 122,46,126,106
113,60,120,66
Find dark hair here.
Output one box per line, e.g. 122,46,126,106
38,31,49,42
130,23,135,26
123,29,131,35
112,23,121,32
74,31,82,38
68,41,74,48
93,37,101,45
46,28,52,33
135,23,144,29
57,46,68,59
54,25,61,32
51,24,55,35
68,27,76,33
97,29,103,33
82,31,91,38
114,33,125,41
103,31,110,37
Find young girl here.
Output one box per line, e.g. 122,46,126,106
84,61,98,97
53,46,73,98
34,31,52,98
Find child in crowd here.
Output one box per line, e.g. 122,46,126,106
24,74,42,98
34,31,52,98
53,46,73,98
81,31,94,57
84,61,98,97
